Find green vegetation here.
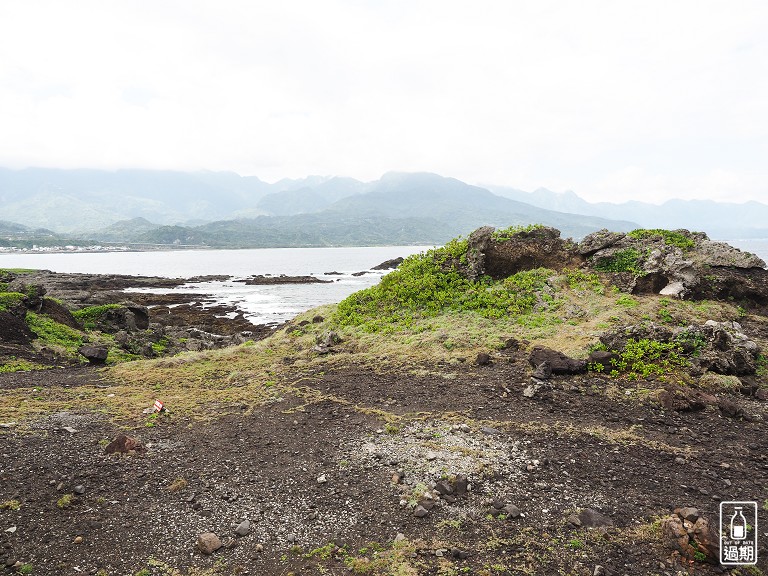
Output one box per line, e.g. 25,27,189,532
591,248,643,274
565,269,604,294
605,338,689,380
26,311,84,355
0,499,20,510
19,565,33,576
72,304,122,330
0,358,48,373
166,477,188,492
491,223,544,242
627,228,695,251
336,238,556,331
0,291,26,311
57,493,75,508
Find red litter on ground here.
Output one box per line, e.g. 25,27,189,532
153,400,165,412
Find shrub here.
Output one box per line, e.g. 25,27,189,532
592,248,643,274
335,237,554,331
609,338,688,380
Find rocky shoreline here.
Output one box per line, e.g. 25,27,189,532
0,270,275,366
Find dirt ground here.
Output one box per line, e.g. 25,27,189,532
1,354,767,576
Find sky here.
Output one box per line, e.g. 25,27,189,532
1,1,767,204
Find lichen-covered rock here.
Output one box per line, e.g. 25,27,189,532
577,229,625,256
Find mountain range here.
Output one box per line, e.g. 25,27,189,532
0,167,765,248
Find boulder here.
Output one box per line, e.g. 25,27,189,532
528,346,587,374
78,345,108,365
6,280,46,308
196,532,222,554
577,230,626,256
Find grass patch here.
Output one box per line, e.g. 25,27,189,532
72,304,123,330
0,358,49,373
57,493,75,508
26,311,84,357
0,499,20,510
491,223,545,242
627,228,696,251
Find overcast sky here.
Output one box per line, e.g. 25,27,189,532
1,1,767,204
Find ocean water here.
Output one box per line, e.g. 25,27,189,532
0,246,431,325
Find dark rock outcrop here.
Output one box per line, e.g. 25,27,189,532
578,228,768,307
466,226,583,281
235,275,332,285
0,311,35,345
372,257,405,270
528,346,587,375
40,298,83,330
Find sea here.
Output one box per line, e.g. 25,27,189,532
0,246,432,325
1,239,766,327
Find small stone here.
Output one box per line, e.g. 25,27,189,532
235,520,251,537
479,426,499,436
434,480,453,495
73,536,83,544
73,485,85,495
593,566,606,576
5,526,16,533
62,426,78,434
532,361,552,380
413,505,429,518
425,451,438,461
503,504,521,518
454,474,468,495
317,474,327,484
523,384,539,398
676,507,700,522
394,533,407,542
392,472,403,484
255,543,264,553
287,533,297,544
476,352,491,366
674,457,686,465
451,547,470,559
197,532,222,554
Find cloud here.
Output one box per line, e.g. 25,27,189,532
0,1,766,202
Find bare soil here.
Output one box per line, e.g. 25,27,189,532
1,357,766,575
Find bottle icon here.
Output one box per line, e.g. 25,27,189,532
731,507,747,540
